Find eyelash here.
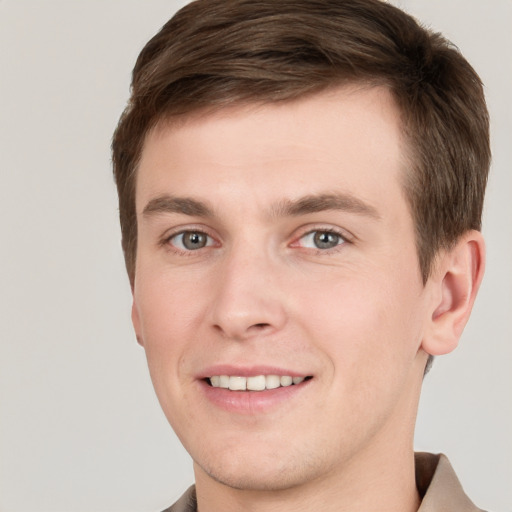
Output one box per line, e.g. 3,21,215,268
160,226,218,256
290,227,350,254
160,226,352,256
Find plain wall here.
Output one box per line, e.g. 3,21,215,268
0,1,510,511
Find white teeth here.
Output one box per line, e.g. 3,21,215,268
266,375,281,389
247,375,266,391
229,376,247,391
209,374,308,391
280,376,293,387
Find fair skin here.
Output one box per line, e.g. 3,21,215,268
132,86,484,512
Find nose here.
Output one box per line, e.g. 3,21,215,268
209,243,287,341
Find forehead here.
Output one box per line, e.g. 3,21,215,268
136,85,409,221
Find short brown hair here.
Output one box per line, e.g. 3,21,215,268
112,0,490,287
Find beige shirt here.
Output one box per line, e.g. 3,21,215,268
162,453,485,512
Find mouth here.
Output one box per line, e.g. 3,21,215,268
199,369,313,414
206,375,313,391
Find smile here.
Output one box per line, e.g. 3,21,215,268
208,375,309,391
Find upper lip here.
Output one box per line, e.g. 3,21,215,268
197,365,310,379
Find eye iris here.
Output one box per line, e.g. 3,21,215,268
183,232,207,250
313,231,340,249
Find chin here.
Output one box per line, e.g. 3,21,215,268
194,444,327,492
199,463,310,492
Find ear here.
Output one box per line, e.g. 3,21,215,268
131,299,145,347
421,230,485,356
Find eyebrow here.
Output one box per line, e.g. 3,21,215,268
271,193,380,220
141,192,380,220
142,195,214,218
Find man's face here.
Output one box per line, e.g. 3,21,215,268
132,86,433,491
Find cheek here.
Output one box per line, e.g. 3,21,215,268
136,265,206,338
133,269,206,389
294,264,425,377
133,276,200,430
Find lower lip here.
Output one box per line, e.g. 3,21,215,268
199,379,311,415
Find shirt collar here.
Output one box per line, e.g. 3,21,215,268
416,452,483,511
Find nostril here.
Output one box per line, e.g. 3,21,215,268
253,323,270,329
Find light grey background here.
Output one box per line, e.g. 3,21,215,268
0,1,510,511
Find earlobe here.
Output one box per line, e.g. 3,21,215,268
131,300,144,347
421,231,485,356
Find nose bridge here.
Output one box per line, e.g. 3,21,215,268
209,237,286,340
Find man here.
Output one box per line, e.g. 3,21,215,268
112,1,490,510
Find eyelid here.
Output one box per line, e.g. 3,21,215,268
171,232,215,251
160,224,220,252
289,224,354,249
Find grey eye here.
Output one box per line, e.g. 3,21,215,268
314,231,342,249
171,231,212,251
300,230,345,249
